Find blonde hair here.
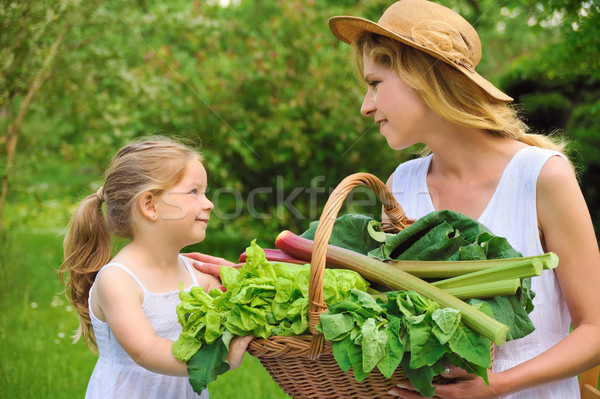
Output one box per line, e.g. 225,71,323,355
59,136,202,350
353,33,567,153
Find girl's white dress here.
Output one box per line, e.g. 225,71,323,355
85,256,208,399
390,146,579,398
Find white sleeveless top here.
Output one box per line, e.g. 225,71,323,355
391,146,579,398
86,256,208,399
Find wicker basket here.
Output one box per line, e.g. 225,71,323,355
246,173,488,398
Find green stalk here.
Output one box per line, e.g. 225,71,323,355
384,252,558,278
443,279,521,299
432,258,549,290
369,278,521,301
276,230,510,345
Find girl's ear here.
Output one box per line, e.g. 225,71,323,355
138,191,157,221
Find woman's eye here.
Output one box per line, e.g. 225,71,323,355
368,81,380,89
189,189,198,195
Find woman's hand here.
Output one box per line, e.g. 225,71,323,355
227,335,254,370
388,367,505,399
183,252,235,278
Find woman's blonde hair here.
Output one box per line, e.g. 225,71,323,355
59,136,202,350
353,33,567,153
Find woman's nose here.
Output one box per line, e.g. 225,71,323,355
361,92,375,117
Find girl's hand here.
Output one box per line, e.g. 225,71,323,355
227,336,254,370
183,252,235,278
388,367,504,399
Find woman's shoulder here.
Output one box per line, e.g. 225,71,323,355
389,154,431,178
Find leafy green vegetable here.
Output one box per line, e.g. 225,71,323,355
173,239,370,393
300,211,537,341
301,214,387,255
367,210,521,262
316,289,493,397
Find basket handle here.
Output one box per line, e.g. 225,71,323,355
307,172,412,359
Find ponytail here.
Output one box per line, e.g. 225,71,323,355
59,192,111,350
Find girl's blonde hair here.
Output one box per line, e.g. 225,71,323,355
353,33,567,153
59,136,202,350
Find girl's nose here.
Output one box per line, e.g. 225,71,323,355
204,197,214,211
361,92,375,117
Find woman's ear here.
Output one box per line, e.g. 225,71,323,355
138,191,158,221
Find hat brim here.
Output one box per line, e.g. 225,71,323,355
329,16,513,103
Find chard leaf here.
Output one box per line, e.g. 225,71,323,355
300,214,383,255
376,317,405,378
447,324,491,368
469,296,535,341
347,340,370,382
401,355,447,398
319,313,355,341
331,336,353,372
407,318,447,369
360,318,388,373
431,308,461,345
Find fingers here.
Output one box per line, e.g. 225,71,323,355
388,382,427,398
227,336,254,370
440,366,473,379
183,252,235,266
189,260,223,278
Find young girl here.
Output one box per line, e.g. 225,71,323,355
60,137,252,398
329,0,600,398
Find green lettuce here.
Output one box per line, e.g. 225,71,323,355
173,239,370,393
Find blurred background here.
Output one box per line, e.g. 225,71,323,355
1,0,599,398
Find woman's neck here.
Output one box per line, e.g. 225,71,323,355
425,127,525,181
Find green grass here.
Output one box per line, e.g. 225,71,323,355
0,228,289,399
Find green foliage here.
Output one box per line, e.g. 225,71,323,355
3,0,599,239
318,289,492,397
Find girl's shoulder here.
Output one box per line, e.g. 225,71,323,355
191,267,223,292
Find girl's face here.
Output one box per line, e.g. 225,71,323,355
157,158,213,247
360,54,436,150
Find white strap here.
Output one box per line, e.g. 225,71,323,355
179,255,199,286
99,263,149,293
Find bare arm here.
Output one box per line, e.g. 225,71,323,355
92,268,249,377
93,268,188,376
489,156,600,395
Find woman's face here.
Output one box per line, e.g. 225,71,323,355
360,54,436,150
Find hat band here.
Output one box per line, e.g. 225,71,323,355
408,20,476,73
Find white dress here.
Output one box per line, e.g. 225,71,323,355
85,256,208,399
390,146,579,398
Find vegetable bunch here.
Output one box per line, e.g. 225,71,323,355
317,289,494,397
172,239,370,393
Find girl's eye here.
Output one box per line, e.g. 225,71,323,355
189,189,198,195
368,80,380,89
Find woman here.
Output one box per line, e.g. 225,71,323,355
328,0,600,398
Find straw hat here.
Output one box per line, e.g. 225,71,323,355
329,0,513,102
